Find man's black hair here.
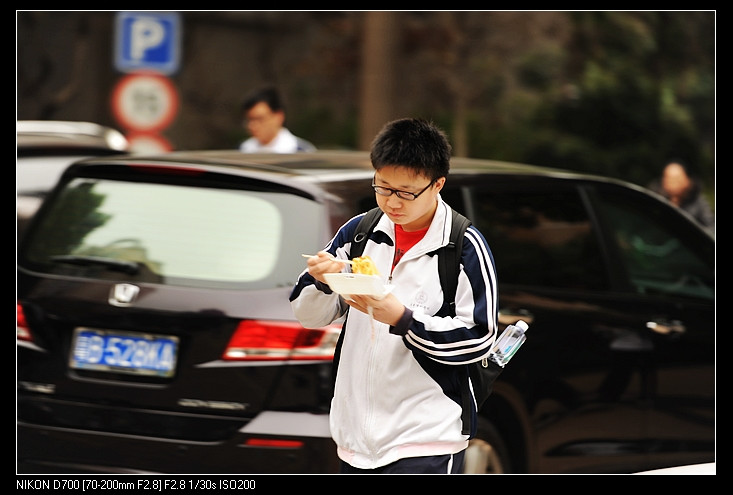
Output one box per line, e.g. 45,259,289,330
370,118,452,181
241,86,285,113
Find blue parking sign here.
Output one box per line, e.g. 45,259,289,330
115,12,181,75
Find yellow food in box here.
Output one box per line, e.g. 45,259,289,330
352,256,379,275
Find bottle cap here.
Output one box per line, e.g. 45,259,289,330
516,320,529,331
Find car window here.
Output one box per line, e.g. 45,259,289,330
467,185,607,290
593,187,714,300
22,177,322,290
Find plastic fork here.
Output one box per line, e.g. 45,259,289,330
301,254,355,265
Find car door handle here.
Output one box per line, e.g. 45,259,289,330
646,319,685,335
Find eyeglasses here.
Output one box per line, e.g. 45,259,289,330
371,177,435,201
246,112,274,125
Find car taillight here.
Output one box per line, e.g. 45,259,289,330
17,302,32,342
223,320,341,361
243,438,304,448
127,164,206,176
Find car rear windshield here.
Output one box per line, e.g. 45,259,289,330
21,176,323,290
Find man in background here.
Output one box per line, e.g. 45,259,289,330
239,86,316,153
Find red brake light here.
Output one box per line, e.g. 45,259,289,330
243,438,304,448
223,320,341,361
127,164,205,176
17,302,32,342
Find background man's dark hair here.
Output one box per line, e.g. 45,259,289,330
241,86,285,113
370,118,452,181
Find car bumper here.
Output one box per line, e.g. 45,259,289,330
17,411,339,474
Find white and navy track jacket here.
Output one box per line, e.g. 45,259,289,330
289,198,499,469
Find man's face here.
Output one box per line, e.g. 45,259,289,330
373,165,445,232
245,102,285,145
662,162,692,203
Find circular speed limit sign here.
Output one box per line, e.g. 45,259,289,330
111,72,179,132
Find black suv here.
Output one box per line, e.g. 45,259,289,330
17,150,715,474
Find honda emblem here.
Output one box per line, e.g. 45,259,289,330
109,283,140,307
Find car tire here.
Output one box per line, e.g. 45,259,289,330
463,419,512,474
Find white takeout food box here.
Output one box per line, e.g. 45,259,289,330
323,273,392,298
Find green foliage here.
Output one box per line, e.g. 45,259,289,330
27,181,110,260
292,106,359,150
464,11,714,191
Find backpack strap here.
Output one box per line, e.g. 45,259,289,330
350,207,383,259
437,209,473,435
438,209,472,317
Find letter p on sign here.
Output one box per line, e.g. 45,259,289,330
131,18,166,60
115,12,181,76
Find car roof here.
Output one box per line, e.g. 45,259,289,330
68,149,598,179
17,120,129,153
69,149,647,194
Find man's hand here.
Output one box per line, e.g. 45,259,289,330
304,251,348,285
345,293,405,326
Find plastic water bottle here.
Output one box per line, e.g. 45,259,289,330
489,320,529,368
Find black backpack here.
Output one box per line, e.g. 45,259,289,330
348,207,502,436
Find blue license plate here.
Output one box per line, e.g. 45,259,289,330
70,328,179,377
